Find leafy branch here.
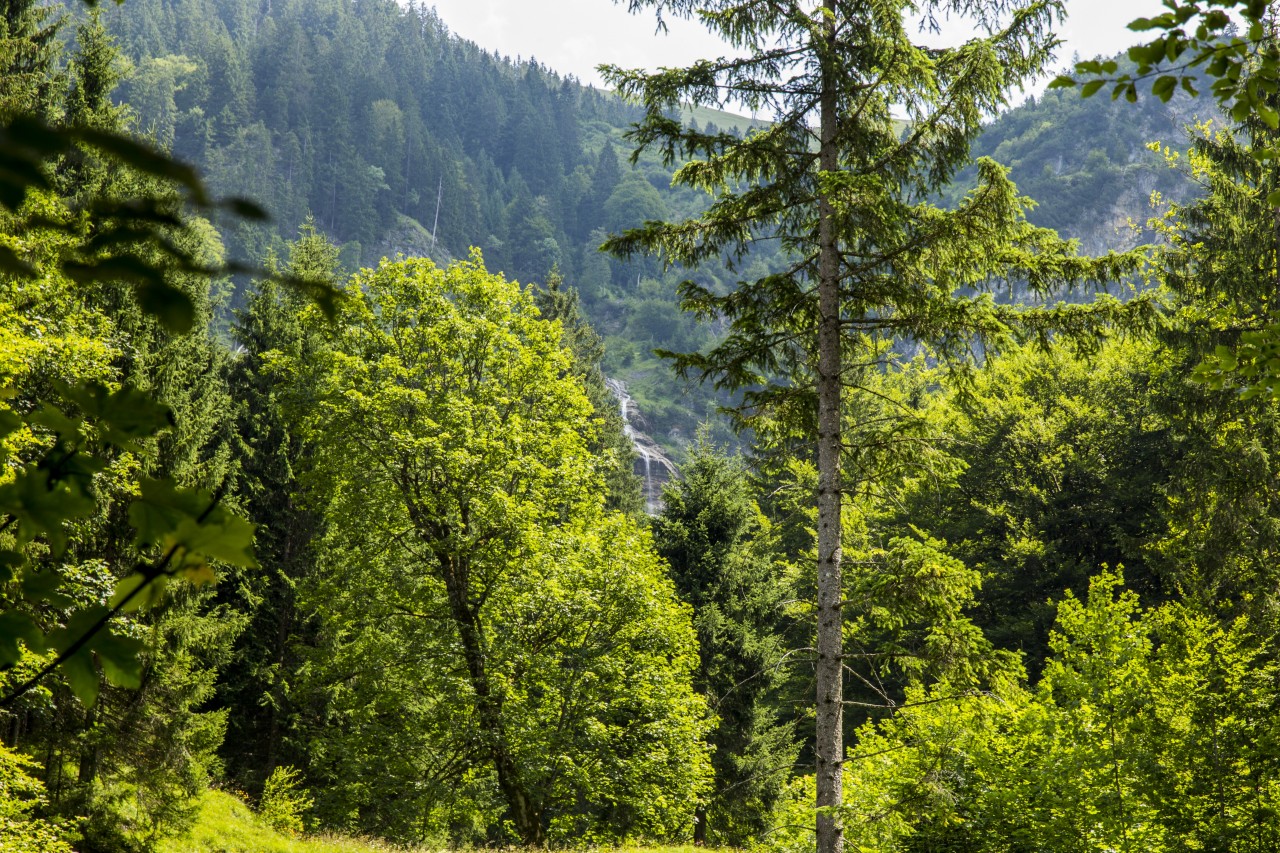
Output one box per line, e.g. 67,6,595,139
1,114,343,331
1050,0,1279,131
0,383,257,706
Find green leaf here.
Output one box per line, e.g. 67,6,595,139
90,197,183,229
0,243,34,276
81,254,168,287
1081,79,1106,98
128,479,255,569
171,513,258,570
84,225,157,253
61,649,99,707
1,115,71,157
0,469,95,550
20,569,72,608
0,159,50,198
1213,345,1238,371
179,562,216,586
93,632,143,689
1152,75,1177,102
0,611,43,665
223,197,268,220
0,550,23,583
279,273,344,322
108,573,151,612
111,573,170,611
1128,42,1165,65
134,280,196,333
28,403,83,442
48,605,110,656
63,382,173,447
0,408,22,440
129,478,206,548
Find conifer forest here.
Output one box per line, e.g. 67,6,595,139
7,0,1280,850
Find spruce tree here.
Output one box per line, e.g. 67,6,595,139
218,221,340,790
653,438,796,845
59,12,129,208
1146,50,1280,614
604,4,1146,851
0,0,64,119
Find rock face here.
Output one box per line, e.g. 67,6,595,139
371,214,439,264
605,378,678,514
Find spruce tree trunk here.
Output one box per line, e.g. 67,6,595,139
265,608,289,776
77,706,98,785
814,3,844,853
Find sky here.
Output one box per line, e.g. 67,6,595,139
427,0,1167,94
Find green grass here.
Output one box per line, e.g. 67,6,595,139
156,790,428,853
679,102,771,134
159,789,703,853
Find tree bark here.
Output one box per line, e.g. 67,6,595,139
814,3,844,853
78,706,98,786
441,554,545,846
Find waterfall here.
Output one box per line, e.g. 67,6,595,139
609,377,636,441
604,378,678,515
643,453,652,512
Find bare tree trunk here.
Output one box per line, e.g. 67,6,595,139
814,3,844,853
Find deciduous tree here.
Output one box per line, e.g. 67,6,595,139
290,252,709,845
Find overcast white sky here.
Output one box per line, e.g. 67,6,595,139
427,0,1164,96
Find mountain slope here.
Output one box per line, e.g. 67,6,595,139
89,0,1214,454
955,78,1218,254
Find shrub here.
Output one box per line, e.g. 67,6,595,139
257,766,313,836
0,743,74,853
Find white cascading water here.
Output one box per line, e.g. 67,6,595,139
604,378,677,514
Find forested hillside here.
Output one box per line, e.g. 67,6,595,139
7,0,1280,851
85,0,1224,452
952,76,1217,254
47,0,1214,480
101,0,612,272
88,0,773,456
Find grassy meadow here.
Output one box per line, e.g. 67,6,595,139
158,789,704,853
